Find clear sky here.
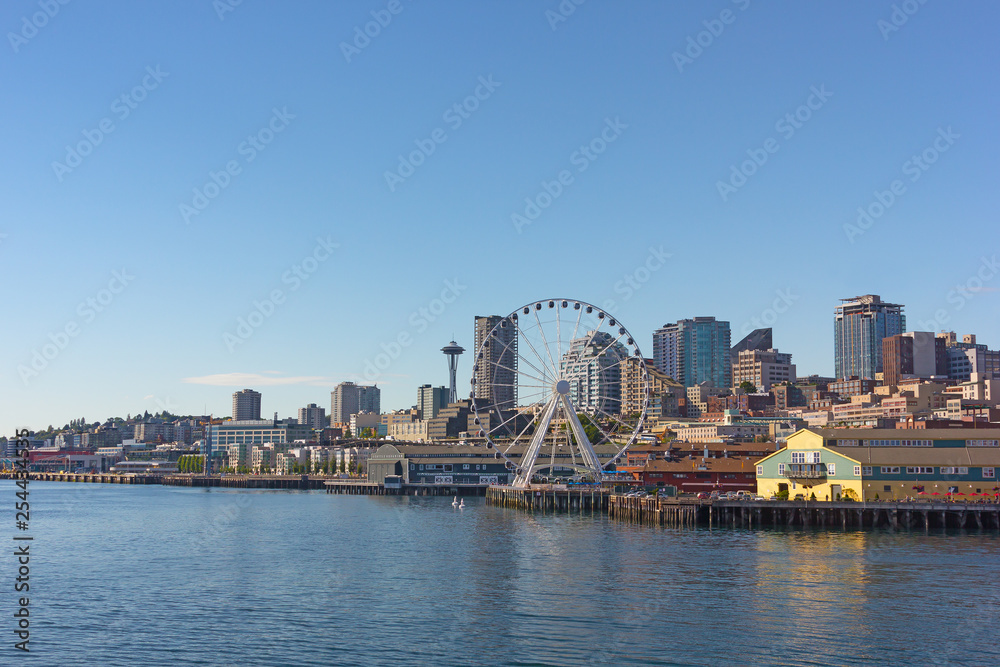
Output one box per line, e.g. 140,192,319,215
3,0,998,435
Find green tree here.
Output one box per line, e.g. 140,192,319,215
739,381,757,394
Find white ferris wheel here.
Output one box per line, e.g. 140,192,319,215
470,299,650,488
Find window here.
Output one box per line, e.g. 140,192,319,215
810,452,822,464
941,467,969,475
862,466,873,476
881,466,900,474
419,464,424,470
791,452,805,464
984,468,995,479
854,466,861,476
906,467,933,475
463,464,469,470
778,463,785,475
756,465,763,476
827,463,836,476
883,485,891,492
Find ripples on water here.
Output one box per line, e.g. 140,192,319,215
4,482,997,666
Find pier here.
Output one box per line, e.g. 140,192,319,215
605,496,1000,530
709,499,1000,530
1,471,161,484
608,495,704,528
485,484,610,512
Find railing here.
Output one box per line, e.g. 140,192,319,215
782,466,826,479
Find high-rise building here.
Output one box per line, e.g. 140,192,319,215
417,384,450,420
330,382,381,424
939,332,1000,382
297,403,327,430
833,295,905,380
652,317,732,388
560,331,628,415
474,315,517,409
732,348,796,392
731,328,772,358
881,332,946,386
232,389,262,421
621,357,684,419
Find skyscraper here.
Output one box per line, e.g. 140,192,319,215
417,384,449,420
560,331,628,415
330,382,381,424
232,389,261,421
474,315,517,409
731,328,772,358
297,403,327,429
652,317,732,388
834,295,905,380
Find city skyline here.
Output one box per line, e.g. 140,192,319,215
3,3,998,437
6,299,999,434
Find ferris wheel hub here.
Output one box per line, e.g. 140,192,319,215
555,379,570,395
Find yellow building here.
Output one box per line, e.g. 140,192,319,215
755,428,1000,501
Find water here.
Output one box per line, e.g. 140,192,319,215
3,481,998,666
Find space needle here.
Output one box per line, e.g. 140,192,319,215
441,340,465,404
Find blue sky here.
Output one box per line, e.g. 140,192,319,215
3,0,998,435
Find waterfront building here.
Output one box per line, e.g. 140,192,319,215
474,315,517,410
754,428,1000,501
330,382,381,424
653,316,732,388
232,389,262,421
210,418,311,468
366,442,623,488
417,384,450,420
732,348,795,392
834,295,905,380
641,457,758,494
559,331,628,415
297,403,327,430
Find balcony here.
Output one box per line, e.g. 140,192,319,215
783,464,826,480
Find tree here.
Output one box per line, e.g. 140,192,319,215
739,381,757,394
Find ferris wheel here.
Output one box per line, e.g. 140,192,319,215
470,299,650,488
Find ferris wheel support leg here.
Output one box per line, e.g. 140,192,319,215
513,397,559,488
560,394,604,478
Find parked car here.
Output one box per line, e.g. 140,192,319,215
696,492,709,500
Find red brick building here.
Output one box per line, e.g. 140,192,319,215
641,456,759,493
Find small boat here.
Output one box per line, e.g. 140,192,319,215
452,496,459,507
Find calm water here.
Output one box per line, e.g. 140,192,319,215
3,482,998,666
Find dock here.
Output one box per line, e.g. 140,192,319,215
710,499,1000,530
485,484,610,512
607,496,1000,530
